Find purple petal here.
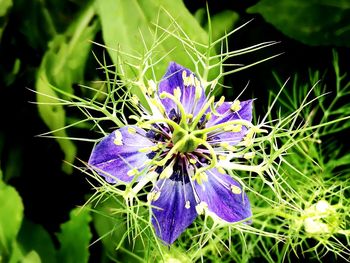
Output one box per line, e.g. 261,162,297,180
158,62,206,117
88,126,155,183
207,100,253,145
207,100,253,126
152,179,197,244
195,168,251,222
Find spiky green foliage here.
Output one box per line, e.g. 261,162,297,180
34,12,350,262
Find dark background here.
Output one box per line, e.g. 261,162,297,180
0,0,349,261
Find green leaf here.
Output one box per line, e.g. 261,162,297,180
56,207,92,263
17,220,56,263
0,174,24,259
93,197,127,257
205,10,239,45
0,0,12,17
21,250,41,263
96,0,210,79
248,0,350,47
35,3,98,173
0,0,12,40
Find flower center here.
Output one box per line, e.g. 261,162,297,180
172,128,207,153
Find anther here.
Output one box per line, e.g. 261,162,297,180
113,130,123,145
230,100,241,112
231,185,242,194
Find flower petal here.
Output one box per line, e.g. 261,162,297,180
195,168,251,222
158,62,206,117
88,126,155,183
207,100,253,126
152,179,197,244
207,100,253,145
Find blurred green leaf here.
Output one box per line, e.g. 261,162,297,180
93,196,145,262
95,0,219,107
0,0,12,40
93,197,127,257
35,3,98,173
12,0,55,51
0,174,24,259
0,0,12,16
7,241,24,263
21,250,41,263
248,0,350,47
96,0,210,79
56,207,92,263
205,10,239,45
18,220,56,263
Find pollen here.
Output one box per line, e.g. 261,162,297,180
148,79,157,94
217,167,226,174
160,165,173,179
113,130,123,145
127,168,138,177
217,96,225,107
224,124,242,133
131,95,139,105
244,152,255,159
189,158,197,164
195,201,208,215
218,155,227,161
231,185,242,194
195,84,202,100
220,142,237,152
147,190,161,202
231,124,242,133
174,87,182,100
185,201,191,209
192,172,208,185
127,127,136,134
230,100,241,112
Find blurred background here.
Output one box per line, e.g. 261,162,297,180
0,0,349,262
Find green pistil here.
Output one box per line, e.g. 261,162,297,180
172,130,207,153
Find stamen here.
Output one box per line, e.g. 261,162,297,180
127,127,136,134
230,100,241,112
174,87,182,100
217,96,225,107
147,80,157,95
193,140,218,178
142,118,183,133
230,185,242,194
152,138,184,166
131,95,139,106
159,161,174,179
113,130,123,145
148,190,161,201
223,124,242,132
160,92,188,128
129,170,159,198
127,168,139,177
193,119,254,137
195,201,208,215
192,172,208,185
219,142,237,152
190,96,215,130
217,167,226,174
243,152,255,159
150,97,166,116
138,145,159,153
185,200,191,209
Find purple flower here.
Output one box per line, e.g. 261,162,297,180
89,62,253,244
